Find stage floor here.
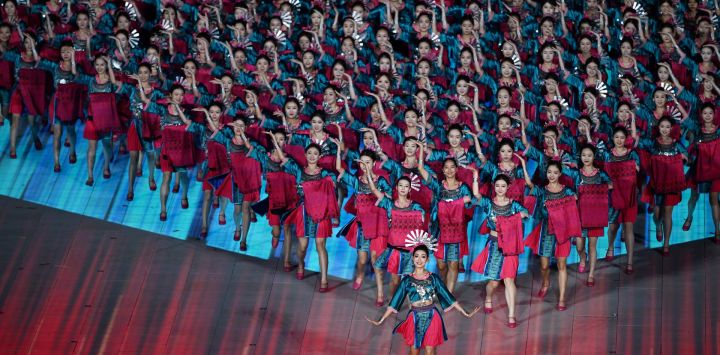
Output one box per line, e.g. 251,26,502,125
0,196,718,354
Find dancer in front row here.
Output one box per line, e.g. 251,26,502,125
367,244,480,355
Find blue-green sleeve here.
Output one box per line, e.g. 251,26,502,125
388,276,410,311
431,274,457,311
282,159,303,181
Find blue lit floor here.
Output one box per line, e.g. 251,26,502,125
0,121,716,282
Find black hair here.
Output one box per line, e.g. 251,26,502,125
412,244,430,256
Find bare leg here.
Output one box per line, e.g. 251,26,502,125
52,123,62,168
389,274,401,298
436,260,448,282
178,171,189,200
201,189,212,232
282,224,293,266
587,237,598,280
623,222,635,269
485,280,499,308
653,205,662,241
557,257,568,307
662,205,674,251
606,223,619,259
540,256,551,291
575,237,586,270
424,346,436,355
409,348,420,355
297,237,309,274
146,150,157,184
87,139,98,183
100,136,113,175
232,204,242,233
354,250,368,284
128,151,139,195
26,114,40,144
683,188,699,229
374,267,385,302
316,237,329,286
240,201,252,245
446,261,459,293
159,171,172,215
9,113,20,155
504,277,517,322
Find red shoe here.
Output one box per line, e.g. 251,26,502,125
682,217,693,231
233,231,241,241
296,270,304,280
556,302,567,311
9,151,16,159
375,297,384,308
148,180,157,191
218,214,226,225
199,228,207,240
605,250,614,262
136,170,142,177
662,247,670,256
119,145,127,155
85,178,94,186
586,277,595,287
352,279,362,290
578,262,586,274
239,241,247,251
33,137,43,150
250,213,257,223
483,301,493,314
319,282,329,293
103,169,111,179
624,264,634,275
126,192,134,201
172,185,180,193
181,198,189,209
53,164,60,173
713,237,720,245
271,237,279,248
507,316,517,329
63,139,70,147
69,153,77,164
159,212,167,221
212,200,219,208
283,264,295,272
537,286,549,299
458,263,465,273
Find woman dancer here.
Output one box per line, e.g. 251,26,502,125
470,160,532,328
418,144,472,294
563,144,612,287
639,116,688,255
526,161,582,311
270,136,339,293
604,127,640,273
367,244,480,354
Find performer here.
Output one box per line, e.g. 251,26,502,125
525,161,582,311
603,127,640,274
418,143,472,294
336,148,391,292
269,136,339,293
212,117,263,250
469,159,532,328
563,144,612,287
639,116,688,255
256,128,299,269
367,244,480,354
368,174,426,307
158,84,196,221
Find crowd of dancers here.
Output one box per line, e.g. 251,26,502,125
1,0,720,352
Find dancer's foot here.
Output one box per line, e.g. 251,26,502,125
578,260,586,274
212,199,219,208
9,150,16,159
483,300,493,314
656,228,663,242
239,241,247,251
159,211,167,221
136,169,142,177
271,237,279,248
537,284,549,298
172,184,179,193
233,231,241,241
148,180,157,191
85,178,94,186
586,276,595,287
126,191,134,201
53,163,60,173
296,269,305,280
68,153,77,164
713,235,720,245
283,263,295,272
682,216,693,231
352,278,363,290
198,227,207,240
33,137,43,150
507,316,517,329
375,296,384,308
556,301,567,311
605,249,614,261
63,138,70,147
624,264,634,275
319,281,329,293
181,198,189,209
218,213,226,225
103,169,111,179
662,246,670,256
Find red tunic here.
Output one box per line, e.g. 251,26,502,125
437,199,467,244
89,92,121,132
546,195,582,244
52,83,86,123
650,154,686,194
578,184,609,230
388,209,425,250
161,126,196,167
230,151,262,201
18,68,49,115
496,214,524,256
696,138,720,182
605,159,637,210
